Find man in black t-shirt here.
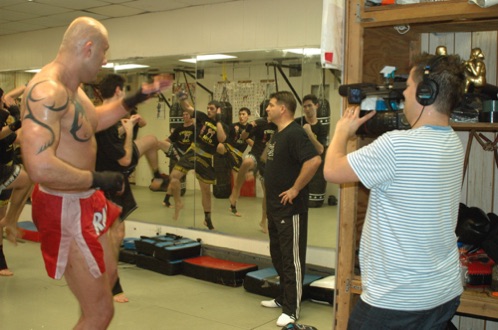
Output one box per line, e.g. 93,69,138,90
162,110,195,207
166,92,227,229
261,91,321,327
217,107,251,215
95,74,171,303
294,94,328,206
228,116,276,230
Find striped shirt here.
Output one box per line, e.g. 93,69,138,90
348,125,464,310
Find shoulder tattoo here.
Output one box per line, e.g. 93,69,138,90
24,80,70,154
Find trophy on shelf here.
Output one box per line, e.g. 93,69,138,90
464,47,487,94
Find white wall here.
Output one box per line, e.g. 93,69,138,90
0,0,322,72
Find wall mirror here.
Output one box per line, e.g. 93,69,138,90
0,48,340,250
123,48,340,250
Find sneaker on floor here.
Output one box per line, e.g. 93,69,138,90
261,299,281,308
276,313,296,327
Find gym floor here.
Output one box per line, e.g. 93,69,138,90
1,188,336,329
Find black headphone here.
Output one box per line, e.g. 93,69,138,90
416,56,441,106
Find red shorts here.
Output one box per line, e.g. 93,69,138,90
32,185,121,279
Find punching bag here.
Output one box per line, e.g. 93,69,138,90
308,98,331,208
317,98,331,146
260,99,270,118
213,153,231,198
220,101,233,125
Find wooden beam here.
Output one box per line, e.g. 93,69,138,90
360,0,498,28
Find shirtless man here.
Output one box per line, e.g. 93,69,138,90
20,17,171,329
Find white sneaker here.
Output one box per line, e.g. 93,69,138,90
276,313,296,327
261,299,281,308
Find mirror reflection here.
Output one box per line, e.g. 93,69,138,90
124,49,339,249
1,49,339,249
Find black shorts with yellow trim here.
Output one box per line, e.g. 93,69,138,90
224,143,243,172
174,146,215,184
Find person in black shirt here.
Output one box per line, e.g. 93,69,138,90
260,91,321,327
167,92,227,229
162,110,195,207
228,116,276,231
217,107,251,215
95,74,171,303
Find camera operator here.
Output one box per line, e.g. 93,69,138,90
324,53,466,329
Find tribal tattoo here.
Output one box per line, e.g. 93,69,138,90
24,80,90,154
70,101,91,143
24,80,69,154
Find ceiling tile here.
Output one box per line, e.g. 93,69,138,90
0,21,47,33
87,4,147,17
4,2,71,15
35,0,111,10
122,0,187,11
23,11,109,28
0,8,38,21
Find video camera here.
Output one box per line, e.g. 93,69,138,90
339,81,406,109
338,81,410,136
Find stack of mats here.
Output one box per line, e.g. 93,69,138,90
308,275,335,304
183,256,258,287
243,267,322,300
119,237,140,264
131,234,202,276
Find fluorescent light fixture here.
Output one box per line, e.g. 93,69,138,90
179,54,237,64
284,48,321,56
25,68,41,73
102,63,149,70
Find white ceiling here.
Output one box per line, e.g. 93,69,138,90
0,0,242,36
0,0,307,73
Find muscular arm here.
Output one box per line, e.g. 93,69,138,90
95,98,129,132
21,80,93,190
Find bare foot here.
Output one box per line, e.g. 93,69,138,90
113,293,129,303
259,220,268,234
229,204,242,217
4,226,19,246
173,201,184,220
0,268,14,276
161,201,173,209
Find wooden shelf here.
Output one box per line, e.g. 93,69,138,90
360,0,498,30
451,122,498,132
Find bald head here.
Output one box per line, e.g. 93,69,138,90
59,17,108,55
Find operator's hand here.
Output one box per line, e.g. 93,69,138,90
336,106,376,139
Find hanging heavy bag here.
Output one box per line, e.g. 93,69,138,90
213,153,231,198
